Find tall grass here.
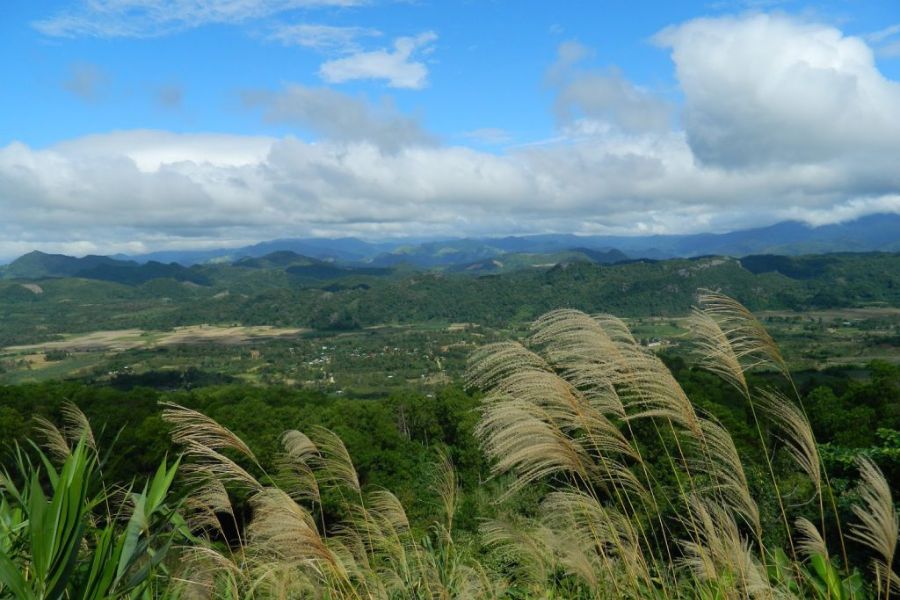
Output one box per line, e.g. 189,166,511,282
1,292,896,598
467,292,897,599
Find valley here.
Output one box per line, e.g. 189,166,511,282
1,247,897,388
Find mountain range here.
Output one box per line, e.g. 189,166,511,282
118,213,900,266
1,213,897,276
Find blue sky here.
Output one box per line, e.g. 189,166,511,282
1,0,900,257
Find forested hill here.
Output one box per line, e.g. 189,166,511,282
0,251,208,285
0,251,897,346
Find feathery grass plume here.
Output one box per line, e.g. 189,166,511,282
541,489,649,588
160,401,259,465
848,457,899,598
530,309,702,431
696,289,789,379
276,429,321,504
182,476,234,538
490,369,639,463
359,490,432,594
687,308,750,395
475,396,591,498
246,561,317,600
447,563,498,600
528,310,628,418
679,496,771,599
328,520,375,587
472,323,647,498
247,487,343,577
527,311,687,555
310,426,361,494
367,489,412,537
171,545,244,600
691,416,761,537
59,401,96,453
339,502,380,561
32,415,71,463
281,429,320,465
180,444,262,494
689,297,802,561
757,388,822,496
480,519,555,588
466,340,552,391
795,517,828,560
433,448,459,532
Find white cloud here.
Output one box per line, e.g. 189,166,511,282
2,118,899,259
34,0,363,38
269,23,380,52
319,31,437,89
656,13,900,168
52,130,275,171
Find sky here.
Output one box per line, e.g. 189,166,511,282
2,0,900,258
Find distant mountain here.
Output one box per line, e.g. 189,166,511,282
577,213,900,258
233,251,321,269
0,251,208,286
357,213,898,267
5,213,898,270
285,263,393,280
119,237,398,266
448,248,629,273
76,261,210,286
230,250,394,280
570,247,630,264
1,251,127,279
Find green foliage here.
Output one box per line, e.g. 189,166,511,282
0,439,184,599
1,251,898,346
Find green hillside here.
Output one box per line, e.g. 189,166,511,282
0,251,897,347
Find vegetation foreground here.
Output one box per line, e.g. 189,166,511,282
0,291,897,599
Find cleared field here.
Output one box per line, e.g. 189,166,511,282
3,325,308,353
755,307,900,319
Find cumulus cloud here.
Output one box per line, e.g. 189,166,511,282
63,62,108,102
2,118,899,259
241,85,435,151
656,13,900,168
52,130,275,170
319,31,437,89
34,0,364,38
